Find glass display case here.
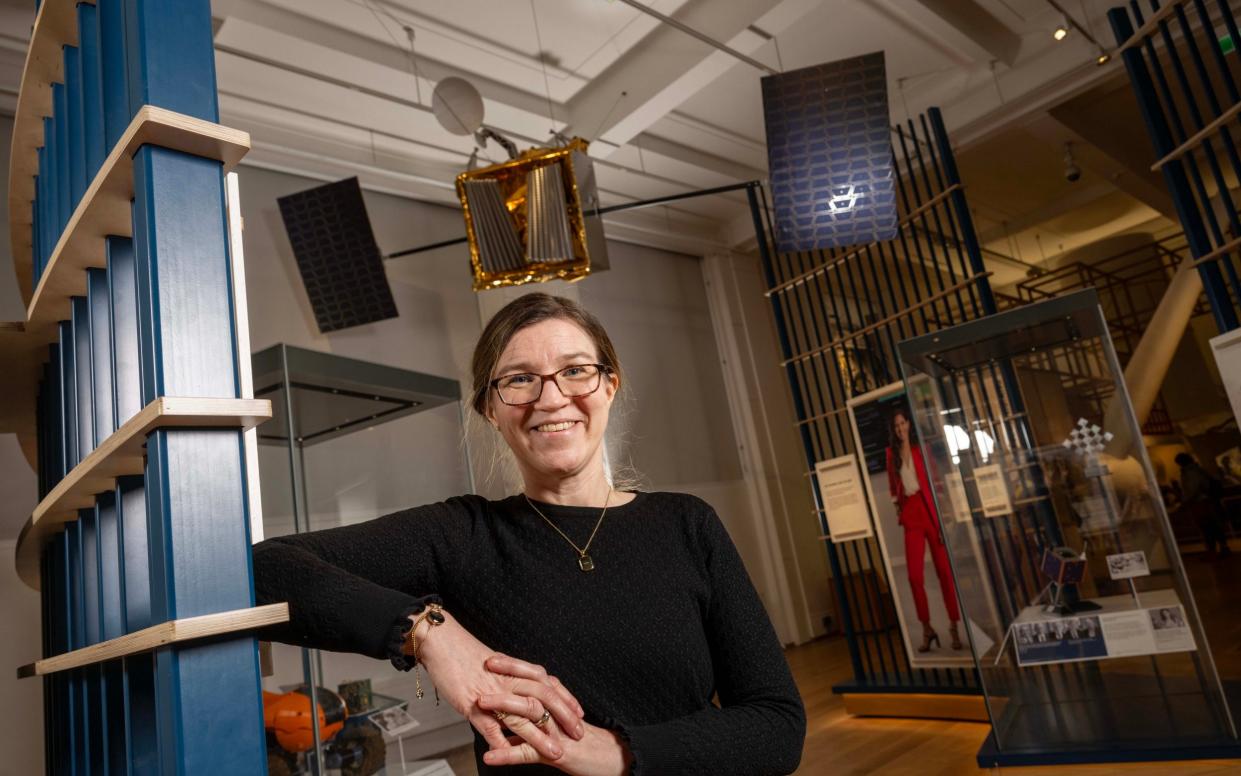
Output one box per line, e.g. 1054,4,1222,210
896,290,1239,764
252,344,473,775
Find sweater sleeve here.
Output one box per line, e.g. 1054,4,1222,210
618,501,806,775
251,496,477,671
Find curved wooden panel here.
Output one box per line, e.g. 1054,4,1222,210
15,396,271,589
17,603,289,678
22,106,250,338
7,0,95,306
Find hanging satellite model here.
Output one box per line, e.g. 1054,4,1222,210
432,78,608,291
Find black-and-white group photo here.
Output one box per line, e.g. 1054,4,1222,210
1106,550,1150,580
1014,615,1101,645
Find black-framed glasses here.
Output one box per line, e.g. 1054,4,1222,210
490,363,611,406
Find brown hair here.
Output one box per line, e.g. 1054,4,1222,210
469,293,623,416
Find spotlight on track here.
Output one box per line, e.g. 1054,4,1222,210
1053,16,1070,40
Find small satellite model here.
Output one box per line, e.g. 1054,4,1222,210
432,78,608,291
1033,529,1096,615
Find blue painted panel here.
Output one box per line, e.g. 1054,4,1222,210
49,531,74,775
42,116,56,256
78,3,106,181
58,323,78,469
126,653,158,776
123,0,219,122
52,83,68,234
64,44,86,210
81,510,109,771
87,269,115,444
80,510,100,646
40,547,52,774
131,148,238,401
146,430,266,772
32,181,42,282
99,0,132,150
36,141,48,272
71,297,95,458
98,494,123,641
36,371,48,499
107,237,142,426
104,661,127,774
153,641,266,774
67,521,91,774
46,343,65,485
116,474,156,772
117,476,150,631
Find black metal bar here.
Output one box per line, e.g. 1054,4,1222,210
747,185,867,681
1111,6,1239,329
385,181,762,259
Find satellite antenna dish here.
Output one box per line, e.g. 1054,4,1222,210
432,77,485,136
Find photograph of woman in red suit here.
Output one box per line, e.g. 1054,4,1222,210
887,406,963,652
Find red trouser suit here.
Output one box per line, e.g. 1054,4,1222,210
888,446,960,624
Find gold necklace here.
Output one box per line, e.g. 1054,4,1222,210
523,489,612,572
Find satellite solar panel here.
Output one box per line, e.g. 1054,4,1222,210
277,177,398,333
762,52,897,253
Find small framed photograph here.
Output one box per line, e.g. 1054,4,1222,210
369,705,420,738
1106,550,1150,580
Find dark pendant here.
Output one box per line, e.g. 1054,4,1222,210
578,554,595,572
428,609,445,625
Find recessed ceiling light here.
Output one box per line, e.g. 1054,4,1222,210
1054,25,1069,41
1097,51,1111,65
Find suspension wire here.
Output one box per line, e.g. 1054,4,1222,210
530,0,558,136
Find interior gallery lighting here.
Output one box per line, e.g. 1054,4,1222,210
1053,22,1070,41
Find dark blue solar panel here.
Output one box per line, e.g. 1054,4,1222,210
762,52,897,253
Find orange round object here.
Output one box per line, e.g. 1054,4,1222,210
263,688,347,753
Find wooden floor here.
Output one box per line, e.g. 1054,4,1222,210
789,544,1241,775
434,548,1241,775
788,635,1240,775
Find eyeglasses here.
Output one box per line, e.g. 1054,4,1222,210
490,363,611,406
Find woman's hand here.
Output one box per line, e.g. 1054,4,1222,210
476,710,631,776
476,654,629,776
413,610,585,760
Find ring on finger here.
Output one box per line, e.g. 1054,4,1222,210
493,710,508,722
535,710,551,728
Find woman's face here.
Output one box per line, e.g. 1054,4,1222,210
893,412,910,443
486,318,618,483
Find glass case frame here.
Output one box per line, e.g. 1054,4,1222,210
896,289,1239,765
252,343,471,774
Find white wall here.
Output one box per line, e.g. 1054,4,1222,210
0,539,44,776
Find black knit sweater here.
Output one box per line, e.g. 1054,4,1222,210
251,491,805,775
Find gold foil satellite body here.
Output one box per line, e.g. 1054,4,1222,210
456,138,609,291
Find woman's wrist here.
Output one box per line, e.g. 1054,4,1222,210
404,605,449,660
407,605,451,667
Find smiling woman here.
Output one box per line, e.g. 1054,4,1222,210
252,292,805,776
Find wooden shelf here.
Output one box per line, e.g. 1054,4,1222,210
17,603,289,678
6,0,92,307
17,106,249,336
14,396,272,589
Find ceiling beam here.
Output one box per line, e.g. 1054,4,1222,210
866,0,1020,68
561,0,821,155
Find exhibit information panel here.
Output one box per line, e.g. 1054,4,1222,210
897,290,1238,760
